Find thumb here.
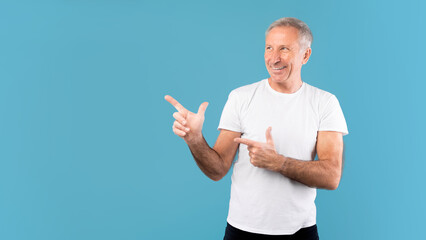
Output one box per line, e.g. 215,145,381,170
265,126,275,147
197,102,209,116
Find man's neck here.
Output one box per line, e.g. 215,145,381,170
268,78,303,94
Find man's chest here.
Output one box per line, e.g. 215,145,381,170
240,96,319,159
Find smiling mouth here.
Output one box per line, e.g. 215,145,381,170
271,66,286,70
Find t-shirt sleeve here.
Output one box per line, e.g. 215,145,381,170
318,94,349,136
217,90,242,132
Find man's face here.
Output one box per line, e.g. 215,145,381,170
264,26,311,84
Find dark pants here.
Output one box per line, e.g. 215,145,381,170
223,222,319,240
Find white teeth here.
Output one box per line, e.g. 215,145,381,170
272,66,286,70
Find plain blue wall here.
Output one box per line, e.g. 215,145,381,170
1,0,425,239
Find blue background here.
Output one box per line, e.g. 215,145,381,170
1,0,425,239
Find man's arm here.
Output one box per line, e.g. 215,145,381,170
278,131,344,190
234,129,344,190
165,95,241,181
187,130,241,181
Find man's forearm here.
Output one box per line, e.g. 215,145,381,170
277,155,341,190
186,136,227,181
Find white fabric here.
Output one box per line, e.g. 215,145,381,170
218,79,348,235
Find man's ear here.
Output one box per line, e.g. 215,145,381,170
302,47,312,65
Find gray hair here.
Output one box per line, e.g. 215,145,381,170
265,17,313,50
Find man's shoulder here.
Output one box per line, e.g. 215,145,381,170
304,82,336,100
229,79,265,96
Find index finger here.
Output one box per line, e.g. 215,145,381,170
164,95,188,114
234,138,259,147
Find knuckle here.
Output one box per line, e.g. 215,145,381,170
174,128,184,136
175,121,186,130
173,112,183,120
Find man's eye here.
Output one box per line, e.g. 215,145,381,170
281,47,288,50
266,47,272,50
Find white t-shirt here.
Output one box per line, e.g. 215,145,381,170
218,79,348,235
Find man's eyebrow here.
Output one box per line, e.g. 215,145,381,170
265,44,292,48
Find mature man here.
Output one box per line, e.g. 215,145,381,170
165,17,348,240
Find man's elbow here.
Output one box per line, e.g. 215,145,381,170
326,180,340,190
209,171,227,182
210,175,225,182
208,162,231,182
326,173,341,190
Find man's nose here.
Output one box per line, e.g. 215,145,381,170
271,51,281,63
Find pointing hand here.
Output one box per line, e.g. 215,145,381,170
234,127,283,172
165,95,209,143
